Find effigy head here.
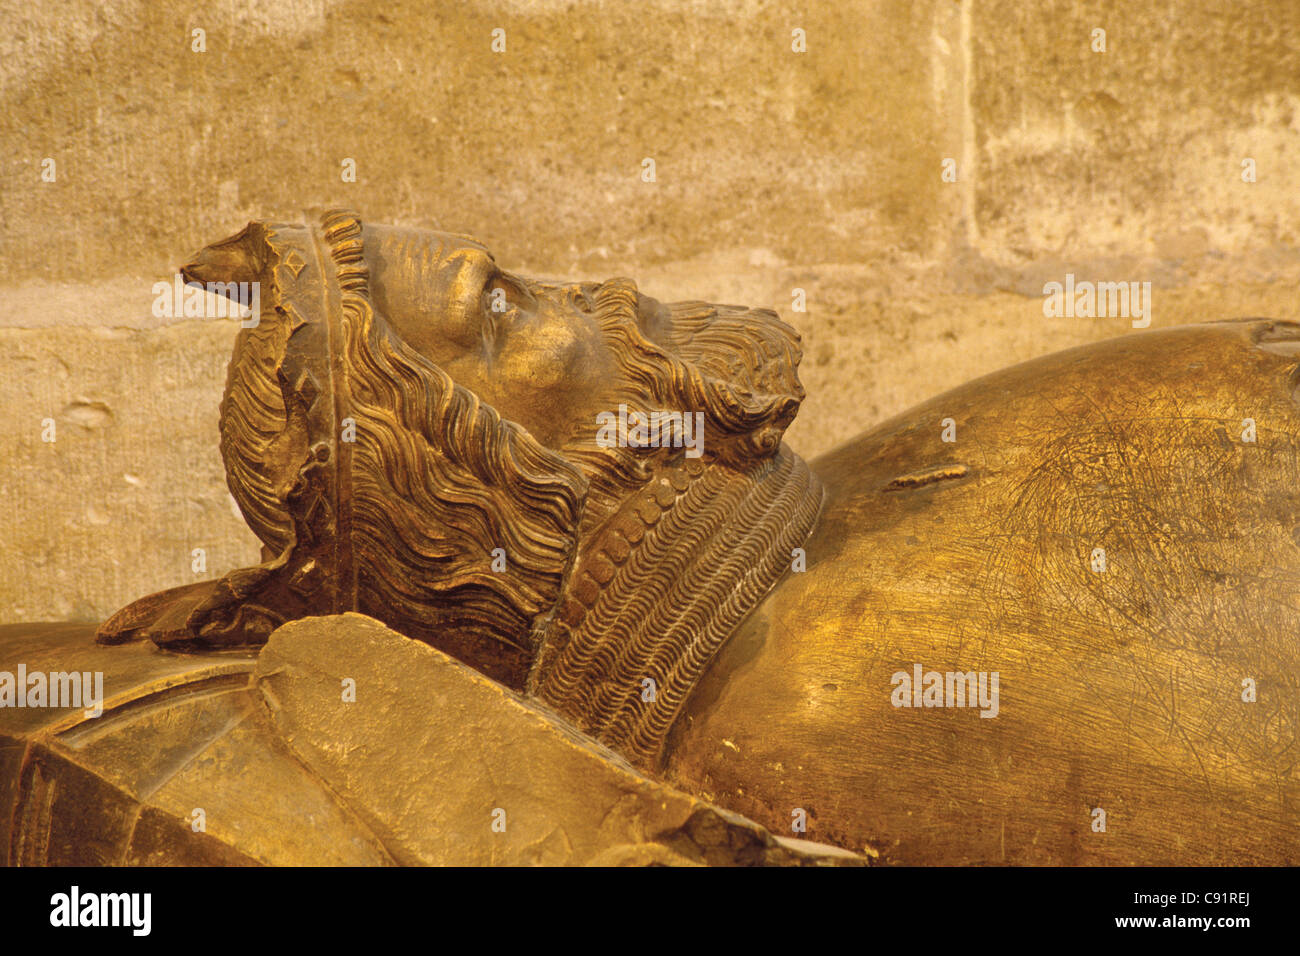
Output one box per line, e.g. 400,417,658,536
120,209,816,698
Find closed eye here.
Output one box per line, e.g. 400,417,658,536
483,271,537,312
480,271,538,350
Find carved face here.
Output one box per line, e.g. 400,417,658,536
360,224,806,469
366,226,621,450
190,213,809,684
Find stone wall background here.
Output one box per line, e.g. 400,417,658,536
3,0,1299,622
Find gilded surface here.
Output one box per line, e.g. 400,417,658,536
3,212,1296,865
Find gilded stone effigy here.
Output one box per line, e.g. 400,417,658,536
4,210,1297,865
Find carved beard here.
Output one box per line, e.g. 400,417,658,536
552,276,807,531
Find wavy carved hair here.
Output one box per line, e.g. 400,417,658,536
343,284,587,687
556,276,807,530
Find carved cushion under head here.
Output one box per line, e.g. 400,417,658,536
97,209,823,767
